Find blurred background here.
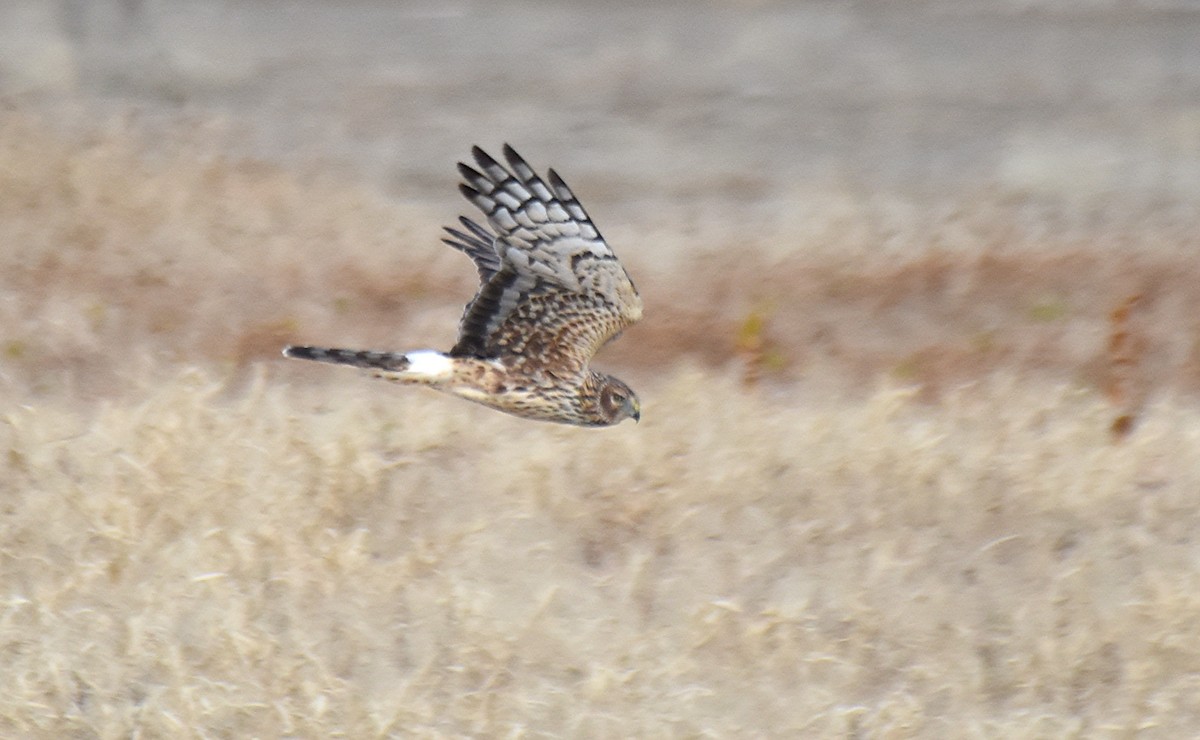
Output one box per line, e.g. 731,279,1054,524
3,0,1198,403
6,0,1200,210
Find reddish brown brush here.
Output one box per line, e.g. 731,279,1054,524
1106,292,1144,440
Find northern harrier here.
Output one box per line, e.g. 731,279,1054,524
283,145,642,427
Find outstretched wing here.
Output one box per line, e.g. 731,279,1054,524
446,145,642,374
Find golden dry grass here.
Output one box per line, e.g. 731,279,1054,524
4,112,1200,736
6,370,1200,736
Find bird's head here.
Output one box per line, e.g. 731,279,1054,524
597,375,641,425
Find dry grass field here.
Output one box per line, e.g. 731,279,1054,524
3,112,1200,737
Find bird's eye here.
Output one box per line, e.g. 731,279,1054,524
610,392,625,403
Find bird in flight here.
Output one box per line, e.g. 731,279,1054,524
283,145,643,427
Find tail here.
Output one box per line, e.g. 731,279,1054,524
282,345,412,372
283,345,455,384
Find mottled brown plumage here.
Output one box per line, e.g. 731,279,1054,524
284,145,642,427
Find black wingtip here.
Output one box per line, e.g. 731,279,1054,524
457,216,494,242
471,145,500,170
442,225,483,249
546,168,572,197
502,142,524,165
457,161,482,181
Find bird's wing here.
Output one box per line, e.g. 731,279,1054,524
447,145,642,376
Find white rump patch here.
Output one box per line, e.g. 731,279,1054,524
405,351,453,380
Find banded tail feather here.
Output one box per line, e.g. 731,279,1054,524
282,346,411,372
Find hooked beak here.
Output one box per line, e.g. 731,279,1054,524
631,399,641,424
